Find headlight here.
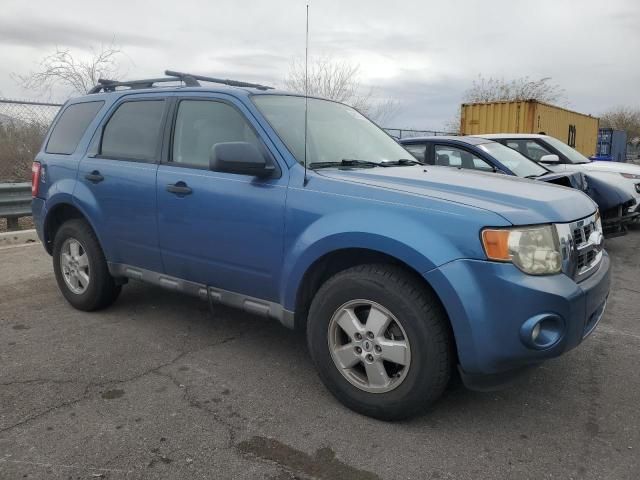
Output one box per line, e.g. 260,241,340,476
481,225,562,275
620,173,640,180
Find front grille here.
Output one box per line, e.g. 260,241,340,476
569,214,603,280
577,249,596,270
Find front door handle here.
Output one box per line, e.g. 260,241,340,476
166,182,192,195
85,171,104,183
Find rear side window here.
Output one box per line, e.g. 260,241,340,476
46,101,104,155
101,100,165,161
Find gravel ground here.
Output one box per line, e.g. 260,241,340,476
1,228,639,479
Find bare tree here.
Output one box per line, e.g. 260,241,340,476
600,106,640,142
445,75,567,133
462,75,566,104
14,44,122,97
283,56,399,124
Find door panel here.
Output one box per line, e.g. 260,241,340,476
157,168,286,300
77,158,161,270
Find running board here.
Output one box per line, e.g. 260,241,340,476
107,263,295,329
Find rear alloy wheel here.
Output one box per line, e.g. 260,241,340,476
307,264,452,421
53,219,121,311
59,237,91,294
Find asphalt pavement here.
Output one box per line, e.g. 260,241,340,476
1,228,639,479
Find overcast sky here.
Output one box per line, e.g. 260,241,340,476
1,0,638,129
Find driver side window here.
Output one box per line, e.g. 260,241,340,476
505,140,552,161
172,100,261,168
434,145,493,171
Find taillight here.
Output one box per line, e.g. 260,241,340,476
31,162,41,197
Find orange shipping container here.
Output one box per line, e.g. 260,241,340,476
460,100,599,157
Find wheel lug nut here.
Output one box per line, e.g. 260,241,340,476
374,345,382,353
366,331,374,340
354,333,362,341
355,346,362,354
366,354,374,362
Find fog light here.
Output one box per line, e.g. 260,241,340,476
532,323,541,342
520,314,564,350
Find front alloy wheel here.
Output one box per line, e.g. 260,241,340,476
307,264,452,421
328,300,411,393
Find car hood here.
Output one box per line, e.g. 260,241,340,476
583,161,640,175
538,170,634,210
316,165,596,225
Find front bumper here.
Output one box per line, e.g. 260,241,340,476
424,253,610,385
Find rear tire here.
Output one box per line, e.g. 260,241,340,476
52,219,121,311
307,264,452,421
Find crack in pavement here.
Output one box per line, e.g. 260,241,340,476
0,332,245,436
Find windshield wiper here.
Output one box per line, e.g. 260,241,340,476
309,159,380,170
381,158,424,166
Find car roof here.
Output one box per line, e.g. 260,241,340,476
473,133,548,139
67,86,338,108
399,135,493,146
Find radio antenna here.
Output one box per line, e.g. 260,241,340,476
303,2,310,186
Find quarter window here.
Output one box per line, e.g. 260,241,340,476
46,101,104,155
172,100,261,168
101,100,165,161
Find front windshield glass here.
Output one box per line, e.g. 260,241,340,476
478,142,548,178
542,136,591,164
252,95,411,166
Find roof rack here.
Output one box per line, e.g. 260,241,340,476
88,70,273,94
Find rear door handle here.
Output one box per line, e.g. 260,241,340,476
85,171,104,183
166,182,192,195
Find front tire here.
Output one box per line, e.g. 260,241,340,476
307,264,452,420
52,219,121,311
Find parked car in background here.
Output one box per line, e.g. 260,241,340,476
32,71,610,420
400,136,637,237
478,134,640,222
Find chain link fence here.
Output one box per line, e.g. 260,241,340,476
383,128,456,139
0,98,62,182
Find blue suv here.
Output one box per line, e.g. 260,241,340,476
32,71,610,420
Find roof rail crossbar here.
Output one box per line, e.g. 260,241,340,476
165,70,273,90
88,70,274,94
88,76,200,94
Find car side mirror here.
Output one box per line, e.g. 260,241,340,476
209,142,275,177
539,154,560,164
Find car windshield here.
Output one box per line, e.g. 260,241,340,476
542,136,591,164
478,142,548,178
252,95,412,167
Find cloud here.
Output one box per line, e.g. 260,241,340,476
0,19,157,49
0,0,638,127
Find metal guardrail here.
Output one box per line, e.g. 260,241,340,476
0,182,31,230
